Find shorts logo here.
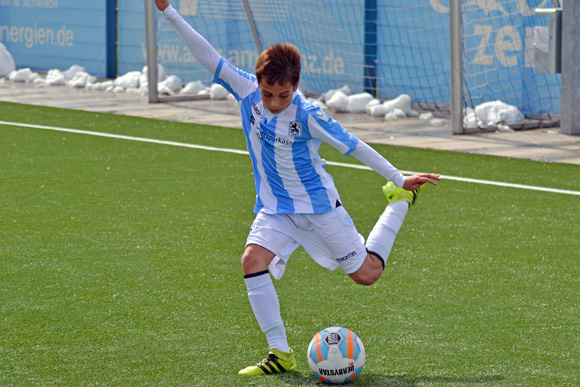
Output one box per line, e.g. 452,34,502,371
336,251,357,263
289,121,302,137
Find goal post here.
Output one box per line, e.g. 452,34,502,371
144,0,210,103
450,0,464,134
144,0,159,103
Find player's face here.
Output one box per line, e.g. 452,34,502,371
260,79,298,114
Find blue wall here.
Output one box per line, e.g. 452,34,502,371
0,1,107,76
0,0,561,115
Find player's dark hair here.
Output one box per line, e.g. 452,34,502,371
255,43,301,87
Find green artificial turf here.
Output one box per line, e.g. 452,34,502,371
1,102,579,386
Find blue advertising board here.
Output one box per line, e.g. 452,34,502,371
0,0,107,77
0,0,561,116
118,0,148,76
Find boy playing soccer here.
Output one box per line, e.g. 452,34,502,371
154,0,440,376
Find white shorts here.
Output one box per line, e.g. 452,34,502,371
246,206,368,279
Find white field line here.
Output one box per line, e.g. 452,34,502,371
2,120,580,197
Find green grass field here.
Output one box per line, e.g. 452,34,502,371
1,101,579,386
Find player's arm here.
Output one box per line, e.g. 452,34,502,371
350,141,405,187
307,109,405,188
307,106,440,189
350,141,440,190
155,1,221,74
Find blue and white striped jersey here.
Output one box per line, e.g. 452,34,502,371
213,58,359,215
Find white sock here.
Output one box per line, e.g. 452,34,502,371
365,200,409,264
244,271,290,352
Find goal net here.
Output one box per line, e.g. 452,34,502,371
146,0,561,129
460,0,560,130
146,0,451,109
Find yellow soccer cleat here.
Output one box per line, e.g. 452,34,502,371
238,348,297,376
382,181,423,206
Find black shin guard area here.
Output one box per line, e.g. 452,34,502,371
244,269,269,279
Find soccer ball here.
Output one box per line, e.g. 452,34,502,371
307,327,365,384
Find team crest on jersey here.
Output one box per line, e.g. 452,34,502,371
289,121,302,137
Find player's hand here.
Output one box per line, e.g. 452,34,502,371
154,0,170,11
402,173,441,191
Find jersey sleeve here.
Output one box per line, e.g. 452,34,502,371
212,58,258,102
163,5,258,102
350,141,406,187
306,106,359,156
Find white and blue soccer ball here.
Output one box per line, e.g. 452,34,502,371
307,326,365,384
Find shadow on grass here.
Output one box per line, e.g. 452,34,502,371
277,372,505,386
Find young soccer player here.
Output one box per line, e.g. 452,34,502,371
154,0,440,376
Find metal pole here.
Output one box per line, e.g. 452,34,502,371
106,0,118,79
363,0,378,97
241,0,263,53
450,0,464,134
560,0,580,135
145,0,159,103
